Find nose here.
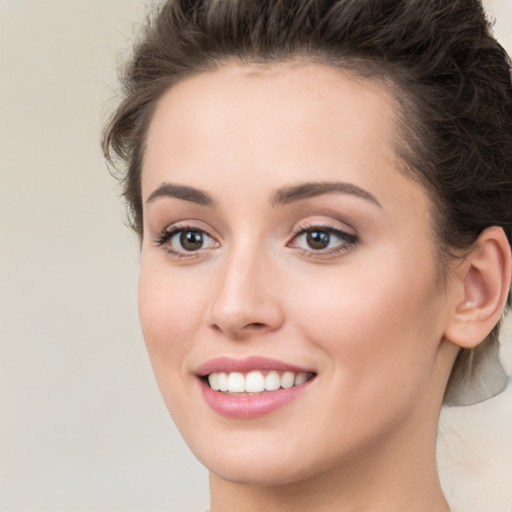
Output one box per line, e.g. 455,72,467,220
206,245,284,339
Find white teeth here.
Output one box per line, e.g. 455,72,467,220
294,372,308,386
218,372,228,392
245,370,265,393
281,371,295,389
209,372,220,391
265,370,280,391
207,370,312,394
227,372,245,393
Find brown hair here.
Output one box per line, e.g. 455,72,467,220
102,0,512,405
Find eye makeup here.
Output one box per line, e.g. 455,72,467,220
153,223,219,258
287,223,359,258
153,220,359,261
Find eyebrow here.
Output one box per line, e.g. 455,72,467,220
146,183,215,206
271,182,381,207
145,180,381,208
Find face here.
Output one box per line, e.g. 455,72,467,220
139,62,454,486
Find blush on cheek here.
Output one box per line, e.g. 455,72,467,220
289,262,438,385
138,273,178,354
138,265,209,366
138,281,190,418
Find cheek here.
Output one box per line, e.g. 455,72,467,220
287,254,443,402
137,259,215,427
137,260,206,373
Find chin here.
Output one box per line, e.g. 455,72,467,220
182,424,342,487
203,452,319,487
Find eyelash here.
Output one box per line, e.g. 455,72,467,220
153,223,358,259
153,224,219,258
288,224,358,257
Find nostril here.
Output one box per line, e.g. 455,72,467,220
246,322,266,329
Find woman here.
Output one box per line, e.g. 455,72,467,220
103,0,512,510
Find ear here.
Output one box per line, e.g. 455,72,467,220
444,226,512,349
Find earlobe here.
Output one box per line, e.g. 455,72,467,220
445,226,512,349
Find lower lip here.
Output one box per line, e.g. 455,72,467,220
200,379,313,419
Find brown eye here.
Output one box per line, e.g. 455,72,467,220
288,224,358,257
155,225,219,257
180,230,204,251
306,230,330,250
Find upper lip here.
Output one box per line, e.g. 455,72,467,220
196,356,315,377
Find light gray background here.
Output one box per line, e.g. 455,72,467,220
1,1,511,511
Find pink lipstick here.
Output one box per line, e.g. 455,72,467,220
196,356,316,419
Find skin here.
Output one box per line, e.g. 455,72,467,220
138,62,460,511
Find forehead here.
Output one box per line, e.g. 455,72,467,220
145,62,399,156
142,62,428,218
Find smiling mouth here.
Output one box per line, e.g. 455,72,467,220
205,370,316,394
